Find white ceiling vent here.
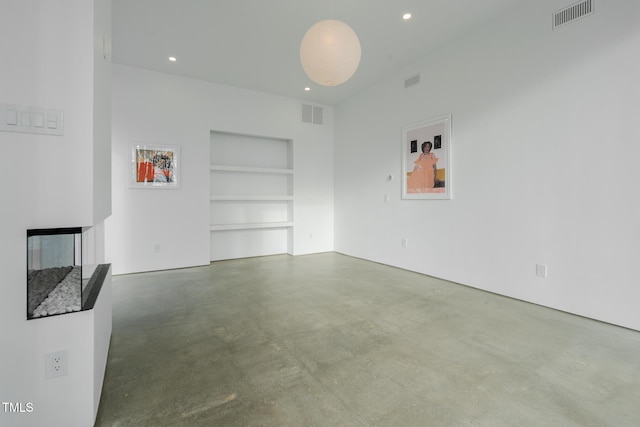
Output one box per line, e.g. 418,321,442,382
301,103,323,125
404,73,421,88
553,0,593,29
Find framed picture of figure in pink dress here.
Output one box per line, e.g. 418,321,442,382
129,144,180,189
402,114,451,200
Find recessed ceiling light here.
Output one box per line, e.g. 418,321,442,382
168,56,177,62
304,87,311,91
403,13,412,20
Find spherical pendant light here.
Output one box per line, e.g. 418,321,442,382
300,19,361,87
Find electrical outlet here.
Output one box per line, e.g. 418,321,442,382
154,243,161,253
401,238,408,248
46,350,68,379
536,264,548,278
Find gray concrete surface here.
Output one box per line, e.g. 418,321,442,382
95,253,640,426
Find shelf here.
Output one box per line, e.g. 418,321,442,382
209,195,293,201
210,165,293,175
210,132,294,260
210,222,294,231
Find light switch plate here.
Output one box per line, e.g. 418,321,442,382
6,109,18,125
20,111,31,126
0,103,64,136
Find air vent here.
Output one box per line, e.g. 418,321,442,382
553,0,593,29
312,106,323,125
301,104,312,123
404,73,420,88
301,103,323,125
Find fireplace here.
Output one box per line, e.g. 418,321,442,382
26,227,107,320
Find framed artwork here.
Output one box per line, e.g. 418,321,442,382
410,140,418,153
434,135,442,150
130,144,180,189
402,114,451,200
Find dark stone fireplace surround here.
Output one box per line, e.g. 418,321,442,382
82,263,110,311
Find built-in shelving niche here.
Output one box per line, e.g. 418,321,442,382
210,131,293,261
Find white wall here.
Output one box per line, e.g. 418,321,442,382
92,0,113,225
107,65,334,275
0,1,112,426
334,0,640,331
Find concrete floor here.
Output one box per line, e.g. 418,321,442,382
95,253,640,426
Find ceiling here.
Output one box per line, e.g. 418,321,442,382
112,0,525,106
